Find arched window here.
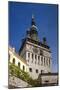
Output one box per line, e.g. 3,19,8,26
49,58,50,66
35,54,37,59
28,52,30,58
38,56,40,64
32,53,34,63
41,70,44,74
38,56,40,60
13,58,15,64
46,58,48,66
18,62,20,68
8,54,10,61
41,56,43,65
44,57,45,66
32,53,33,59
36,69,38,73
29,68,32,72
23,65,25,71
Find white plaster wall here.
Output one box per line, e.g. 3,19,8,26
26,51,51,79
9,49,27,72
25,42,51,79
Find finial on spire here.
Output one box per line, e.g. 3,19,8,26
31,14,36,26
32,14,34,19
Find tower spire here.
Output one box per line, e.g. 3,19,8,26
31,14,36,26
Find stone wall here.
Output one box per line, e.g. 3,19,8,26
38,73,58,86
9,76,31,88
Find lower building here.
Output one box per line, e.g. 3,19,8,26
8,46,58,86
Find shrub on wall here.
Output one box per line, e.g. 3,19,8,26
9,63,41,86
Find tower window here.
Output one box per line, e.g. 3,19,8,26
29,68,32,72
8,54,10,60
41,70,44,74
41,56,43,65
44,57,45,65
49,58,50,66
28,52,30,58
46,58,48,66
38,56,40,60
13,58,15,64
32,53,33,59
23,65,25,71
35,54,37,59
38,56,40,64
18,62,20,68
36,69,38,73
32,53,34,63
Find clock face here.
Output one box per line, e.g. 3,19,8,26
27,44,33,50
33,47,38,53
40,50,43,55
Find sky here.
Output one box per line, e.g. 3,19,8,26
9,1,58,72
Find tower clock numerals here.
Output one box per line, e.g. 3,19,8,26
27,44,32,50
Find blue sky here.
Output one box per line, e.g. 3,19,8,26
9,2,58,72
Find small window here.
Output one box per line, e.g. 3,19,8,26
29,68,32,72
46,58,48,65
13,58,15,64
23,65,25,71
41,70,44,74
41,56,43,65
49,58,50,66
8,54,10,60
45,80,49,83
38,56,40,60
38,56,40,64
44,57,45,65
36,69,38,73
35,54,37,59
28,52,30,58
18,62,20,68
32,53,33,59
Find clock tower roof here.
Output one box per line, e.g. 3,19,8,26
26,14,39,41
19,15,51,55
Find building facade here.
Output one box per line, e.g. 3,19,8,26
9,15,58,86
19,15,51,79
9,46,28,72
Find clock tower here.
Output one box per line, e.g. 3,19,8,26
19,15,51,79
